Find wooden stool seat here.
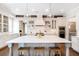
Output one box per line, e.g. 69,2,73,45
34,47,45,56
49,47,61,56
18,47,30,56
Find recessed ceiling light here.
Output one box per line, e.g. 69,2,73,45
59,9,64,13
15,8,20,11
45,9,49,12
32,9,35,11
26,14,29,16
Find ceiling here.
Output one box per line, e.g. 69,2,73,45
2,3,79,16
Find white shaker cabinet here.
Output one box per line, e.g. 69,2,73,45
71,36,79,52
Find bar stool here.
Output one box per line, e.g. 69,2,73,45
55,43,65,56
18,47,30,56
49,47,61,56
34,47,45,56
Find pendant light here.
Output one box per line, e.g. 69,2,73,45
49,3,53,18
23,3,28,23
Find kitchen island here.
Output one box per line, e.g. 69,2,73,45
7,35,71,56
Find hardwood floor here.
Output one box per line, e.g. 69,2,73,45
69,48,79,56
0,46,9,56
0,44,79,56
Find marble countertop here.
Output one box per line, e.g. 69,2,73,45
7,35,71,44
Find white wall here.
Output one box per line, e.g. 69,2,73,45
8,17,20,33
8,17,13,33
13,18,19,33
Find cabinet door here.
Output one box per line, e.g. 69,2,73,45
71,36,79,52
52,20,56,29
72,43,79,52
0,24,2,32
0,14,2,32
3,16,8,32
71,36,78,44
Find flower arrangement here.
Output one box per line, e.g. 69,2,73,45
35,31,44,38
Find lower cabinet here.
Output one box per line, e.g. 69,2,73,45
71,36,79,53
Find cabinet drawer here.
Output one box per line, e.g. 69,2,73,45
71,36,79,43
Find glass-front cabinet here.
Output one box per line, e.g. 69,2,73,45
0,14,8,32
42,15,56,29
26,15,57,29
3,16,8,32
0,14,2,32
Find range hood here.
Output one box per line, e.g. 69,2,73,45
34,15,45,26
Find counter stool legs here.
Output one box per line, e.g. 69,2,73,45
30,47,34,56
65,43,70,56
8,43,13,56
45,47,49,56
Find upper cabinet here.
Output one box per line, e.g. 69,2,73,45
28,16,36,28
0,14,8,32
0,14,2,23
42,15,56,29
0,14,2,32
3,16,8,32
24,15,65,35
56,17,66,27
26,15,65,30
24,15,66,33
